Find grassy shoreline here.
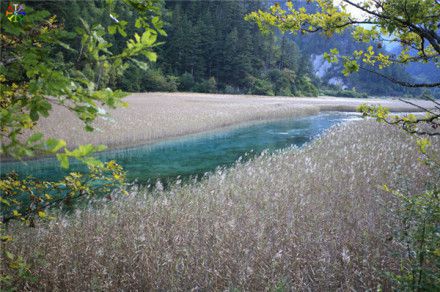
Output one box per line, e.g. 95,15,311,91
2,92,429,163
11,93,433,156
8,120,439,290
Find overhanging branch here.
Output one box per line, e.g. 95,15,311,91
359,66,440,88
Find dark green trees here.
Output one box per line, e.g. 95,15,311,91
155,0,318,96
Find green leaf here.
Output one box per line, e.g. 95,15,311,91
416,138,431,154
130,58,149,70
1,235,13,242
46,138,66,153
95,144,107,152
151,16,160,26
85,125,94,132
117,26,127,37
56,153,69,169
108,25,117,35
30,109,39,121
77,144,94,156
82,156,104,167
135,18,142,29
56,41,76,53
28,133,43,144
330,48,339,55
0,197,11,206
144,51,157,62
5,251,15,260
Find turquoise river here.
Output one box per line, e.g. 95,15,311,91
0,112,361,185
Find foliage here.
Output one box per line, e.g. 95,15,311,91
0,160,126,289
345,64,420,97
268,69,295,96
358,102,440,136
224,85,240,95
1,161,126,226
5,120,438,290
295,75,319,97
246,0,440,89
247,76,275,96
118,63,143,92
358,101,439,290
385,187,440,290
322,88,368,98
0,1,164,161
193,77,217,94
157,0,318,96
141,68,179,92
178,72,195,92
0,0,164,286
247,7,440,285
245,0,440,286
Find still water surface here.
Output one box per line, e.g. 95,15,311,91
1,112,361,184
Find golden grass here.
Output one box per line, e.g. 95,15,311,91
9,120,439,290
28,92,430,150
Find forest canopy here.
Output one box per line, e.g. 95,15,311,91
6,0,435,98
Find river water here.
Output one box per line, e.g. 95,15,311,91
1,112,361,184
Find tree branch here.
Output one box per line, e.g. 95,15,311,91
343,0,440,54
398,98,437,115
359,66,440,88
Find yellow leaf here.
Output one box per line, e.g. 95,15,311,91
38,211,46,218
1,235,13,242
5,251,15,260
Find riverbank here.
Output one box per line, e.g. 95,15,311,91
23,92,432,151
2,113,361,181
10,120,440,290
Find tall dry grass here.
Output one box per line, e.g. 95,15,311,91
24,93,429,151
9,120,439,291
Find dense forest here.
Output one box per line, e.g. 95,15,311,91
129,0,320,96
23,0,434,97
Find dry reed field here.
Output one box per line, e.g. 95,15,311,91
28,93,429,150
10,119,439,291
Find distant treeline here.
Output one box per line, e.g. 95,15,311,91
29,0,434,98
122,0,319,96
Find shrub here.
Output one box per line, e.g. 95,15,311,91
278,87,292,97
296,75,319,97
193,77,217,93
166,76,180,92
142,69,179,92
322,88,368,98
224,85,239,94
248,76,274,96
268,69,295,96
178,72,195,92
386,187,440,290
119,64,142,92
